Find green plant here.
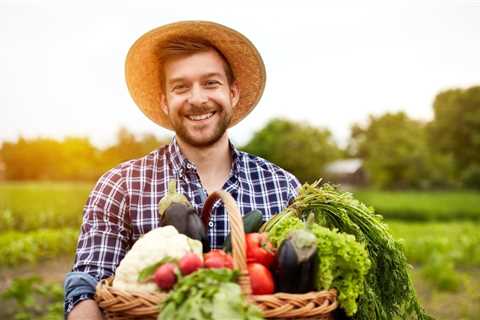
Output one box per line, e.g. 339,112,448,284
0,228,78,267
1,276,63,320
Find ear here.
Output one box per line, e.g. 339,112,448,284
230,81,240,108
160,94,169,115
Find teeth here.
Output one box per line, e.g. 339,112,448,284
188,112,214,121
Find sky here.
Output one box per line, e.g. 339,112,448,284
2,0,480,148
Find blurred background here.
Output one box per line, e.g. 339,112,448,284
1,0,480,319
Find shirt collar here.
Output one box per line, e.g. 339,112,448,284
167,136,242,176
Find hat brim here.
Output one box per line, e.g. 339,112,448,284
125,20,266,130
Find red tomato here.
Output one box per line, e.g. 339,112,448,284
248,263,275,295
245,233,275,268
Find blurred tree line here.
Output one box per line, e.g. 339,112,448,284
1,86,479,189
0,128,170,181
347,86,480,189
242,85,480,189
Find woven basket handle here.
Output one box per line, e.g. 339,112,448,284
202,191,252,296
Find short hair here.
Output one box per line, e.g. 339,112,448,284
158,37,235,90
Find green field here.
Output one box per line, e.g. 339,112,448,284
1,182,480,319
0,182,91,231
354,190,480,221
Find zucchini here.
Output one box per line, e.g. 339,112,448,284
223,210,264,252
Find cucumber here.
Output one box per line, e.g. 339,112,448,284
223,210,264,252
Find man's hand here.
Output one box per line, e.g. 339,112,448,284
67,299,104,320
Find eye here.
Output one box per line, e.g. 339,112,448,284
172,84,188,93
205,80,221,88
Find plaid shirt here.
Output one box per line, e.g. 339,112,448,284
66,137,299,313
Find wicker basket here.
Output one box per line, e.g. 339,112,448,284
96,190,338,319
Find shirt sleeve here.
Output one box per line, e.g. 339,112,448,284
71,167,132,281
286,172,301,205
63,271,100,317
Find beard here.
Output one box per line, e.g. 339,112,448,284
170,104,232,148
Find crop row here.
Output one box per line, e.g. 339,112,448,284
0,228,78,267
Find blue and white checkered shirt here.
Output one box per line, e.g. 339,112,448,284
65,137,300,314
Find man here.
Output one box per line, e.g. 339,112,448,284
64,21,300,319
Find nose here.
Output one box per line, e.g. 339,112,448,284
187,84,208,106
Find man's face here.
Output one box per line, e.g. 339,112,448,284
161,50,240,148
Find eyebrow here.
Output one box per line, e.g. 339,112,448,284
167,77,186,85
168,72,224,83
202,72,223,79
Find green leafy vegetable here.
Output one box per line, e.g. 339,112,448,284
289,181,432,320
159,268,263,320
265,213,370,316
309,223,370,316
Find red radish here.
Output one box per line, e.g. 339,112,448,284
178,253,203,275
223,254,234,269
153,263,177,290
204,249,234,269
204,256,225,269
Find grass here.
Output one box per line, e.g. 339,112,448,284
354,190,480,221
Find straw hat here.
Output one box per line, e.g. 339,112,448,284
125,20,266,130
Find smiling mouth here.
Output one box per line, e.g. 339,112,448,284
186,112,215,121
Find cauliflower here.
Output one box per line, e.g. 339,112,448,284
112,225,202,292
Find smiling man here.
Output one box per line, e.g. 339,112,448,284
64,21,300,319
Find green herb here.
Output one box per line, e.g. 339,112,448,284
159,268,263,320
290,181,432,320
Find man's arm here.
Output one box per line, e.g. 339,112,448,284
64,168,131,318
68,299,103,320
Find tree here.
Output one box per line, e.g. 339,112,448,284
349,112,452,189
242,118,341,183
99,127,169,172
428,86,480,188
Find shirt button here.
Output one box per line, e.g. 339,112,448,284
186,163,193,169
208,221,214,228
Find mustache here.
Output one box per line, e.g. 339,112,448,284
183,104,218,115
